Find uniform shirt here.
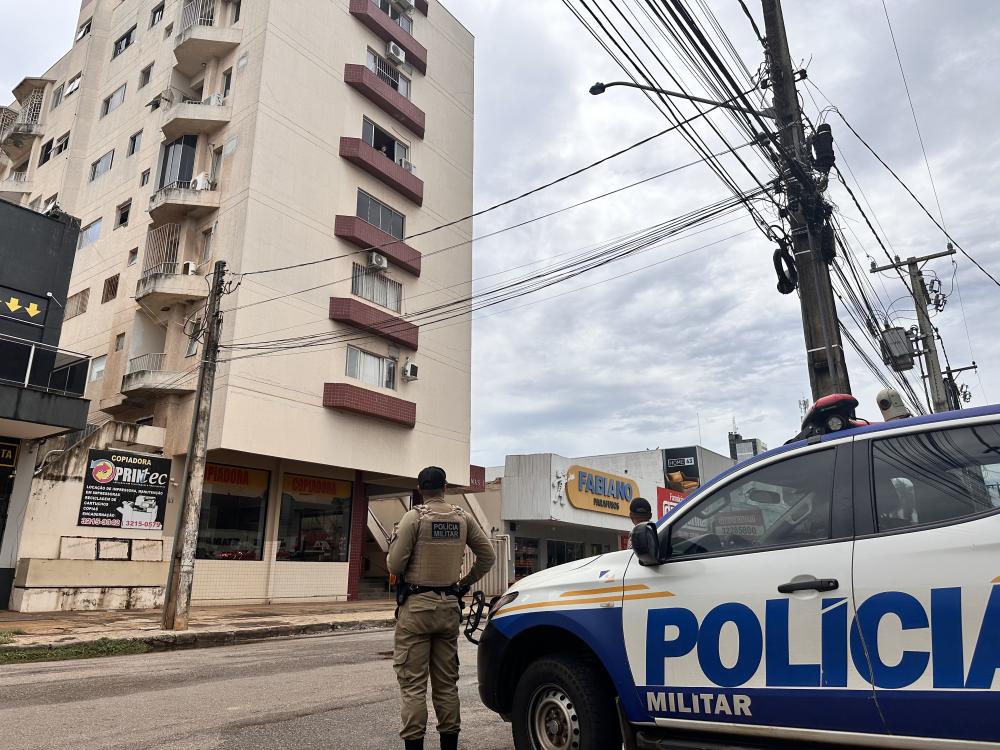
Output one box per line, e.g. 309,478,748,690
387,499,497,588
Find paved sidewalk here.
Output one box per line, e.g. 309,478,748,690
0,600,396,650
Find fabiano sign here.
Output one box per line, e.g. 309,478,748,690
565,465,639,517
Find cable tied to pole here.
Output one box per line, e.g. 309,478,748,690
774,240,798,294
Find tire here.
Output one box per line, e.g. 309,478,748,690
511,654,621,750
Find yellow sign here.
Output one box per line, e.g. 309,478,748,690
0,286,47,324
565,465,640,517
204,463,270,496
0,438,20,470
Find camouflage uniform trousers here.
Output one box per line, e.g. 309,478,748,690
393,591,462,740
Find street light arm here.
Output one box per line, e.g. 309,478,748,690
590,80,774,120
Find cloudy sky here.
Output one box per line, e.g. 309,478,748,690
3,1,998,467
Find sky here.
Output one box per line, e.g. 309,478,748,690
2,1,998,467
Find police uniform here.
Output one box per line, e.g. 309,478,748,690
387,467,497,750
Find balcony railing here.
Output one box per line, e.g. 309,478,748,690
368,54,409,98
142,222,182,278
0,333,91,398
4,172,29,184
127,352,166,375
180,0,217,33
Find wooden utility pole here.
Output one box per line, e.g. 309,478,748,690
162,260,227,630
760,0,851,400
871,247,956,413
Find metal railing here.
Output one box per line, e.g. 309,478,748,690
142,262,182,278
0,333,91,398
367,53,408,97
127,352,166,375
180,0,217,33
2,172,29,184
370,0,414,33
141,223,181,279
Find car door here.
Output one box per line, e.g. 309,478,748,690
622,442,886,739
852,418,1000,744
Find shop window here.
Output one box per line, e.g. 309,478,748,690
514,537,539,580
277,475,353,562
197,464,270,560
546,539,587,569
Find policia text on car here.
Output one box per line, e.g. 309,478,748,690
387,466,497,750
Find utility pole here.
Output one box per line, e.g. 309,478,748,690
871,247,955,413
162,260,227,630
760,0,852,400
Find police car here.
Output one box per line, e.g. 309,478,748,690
477,404,1000,749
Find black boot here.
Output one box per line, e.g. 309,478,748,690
439,733,459,750
404,739,424,750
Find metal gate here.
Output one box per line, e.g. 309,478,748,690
461,535,510,597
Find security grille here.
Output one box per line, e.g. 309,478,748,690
352,263,402,312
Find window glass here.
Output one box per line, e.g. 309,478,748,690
352,263,402,312
112,26,137,58
140,169,151,186
50,84,64,110
139,64,154,89
65,73,82,97
670,449,836,557
65,289,90,319
89,355,106,381
872,424,1000,532
54,132,70,155
101,274,120,302
197,464,270,560
546,540,587,568
90,150,114,181
101,84,126,117
127,247,139,266
76,19,92,42
356,190,404,239
127,130,142,156
277,475,352,562
150,2,164,26
159,134,197,188
514,538,539,580
346,345,396,389
39,139,54,166
78,218,102,249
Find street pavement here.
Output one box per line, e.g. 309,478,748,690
0,629,514,750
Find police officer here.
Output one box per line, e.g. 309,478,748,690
388,466,496,750
629,496,653,526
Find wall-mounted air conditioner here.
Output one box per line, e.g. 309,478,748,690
397,159,416,174
402,361,418,381
391,0,416,14
387,42,406,66
182,261,198,276
368,252,389,271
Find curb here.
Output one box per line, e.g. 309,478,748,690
0,616,397,659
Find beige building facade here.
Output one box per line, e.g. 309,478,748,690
0,0,474,611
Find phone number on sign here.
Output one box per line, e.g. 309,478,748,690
124,521,162,529
80,518,122,526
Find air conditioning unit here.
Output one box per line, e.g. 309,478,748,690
368,252,389,271
182,261,198,276
391,0,416,14
386,42,406,66
402,361,418,381
397,158,416,174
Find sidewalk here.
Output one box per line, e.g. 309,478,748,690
0,600,397,651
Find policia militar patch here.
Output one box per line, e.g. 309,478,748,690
431,521,461,539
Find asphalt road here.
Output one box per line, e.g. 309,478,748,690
0,630,514,750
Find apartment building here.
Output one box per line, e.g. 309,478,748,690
0,0,474,611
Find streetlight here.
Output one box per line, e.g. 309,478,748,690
589,81,775,120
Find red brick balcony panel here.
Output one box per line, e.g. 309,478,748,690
334,215,421,276
324,382,416,428
340,137,424,206
344,64,425,139
415,0,428,15
349,0,428,75
329,297,419,350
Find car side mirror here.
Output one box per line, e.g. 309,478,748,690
630,522,663,566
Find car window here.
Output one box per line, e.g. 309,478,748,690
669,449,835,557
872,423,1000,532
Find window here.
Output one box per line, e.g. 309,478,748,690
115,200,131,228
76,18,93,43
232,0,242,23
669,449,836,557
164,22,173,39
197,464,270,561
362,117,408,164
127,247,139,266
546,540,587,569
222,68,233,99
101,84,126,117
366,49,410,98
115,333,126,351
102,274,120,303
872,424,1000,532
376,0,413,34
158,134,197,189
186,319,201,357
127,130,143,157
200,227,214,263
356,190,404,239
150,2,164,27
39,139,54,166
277,475,352,562
89,354,107,381
65,289,90,319
139,63,154,89
140,169,151,187
90,150,114,181
54,132,70,155
78,218,102,249
112,26,137,58
65,73,82,97
352,263,402,312
346,346,396,389
50,84,64,111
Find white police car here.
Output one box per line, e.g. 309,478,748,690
477,405,1000,749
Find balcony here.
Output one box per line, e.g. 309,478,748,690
345,64,425,138
121,353,196,396
0,103,43,164
162,94,232,139
349,0,428,75
334,215,421,276
0,172,32,202
340,137,423,205
323,382,416,428
136,265,209,308
329,297,419,350
174,0,242,77
148,180,220,222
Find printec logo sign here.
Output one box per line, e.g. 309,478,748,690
91,458,116,483
565,464,639,517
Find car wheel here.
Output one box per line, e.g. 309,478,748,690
511,654,621,750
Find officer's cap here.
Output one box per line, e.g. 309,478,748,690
417,466,447,491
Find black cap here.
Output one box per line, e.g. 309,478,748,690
629,497,652,516
417,466,447,491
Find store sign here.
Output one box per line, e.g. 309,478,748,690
77,449,170,530
565,465,639,517
205,463,270,495
663,447,702,495
0,284,48,328
656,486,687,519
282,473,351,498
0,437,19,469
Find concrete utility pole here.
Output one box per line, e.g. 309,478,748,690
871,247,955,413
760,0,851,400
162,260,227,630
